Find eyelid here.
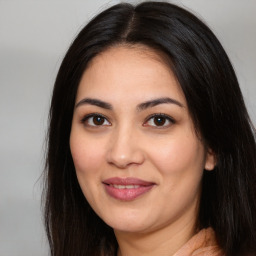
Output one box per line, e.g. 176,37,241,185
143,113,175,128
81,113,111,126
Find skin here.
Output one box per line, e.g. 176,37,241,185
70,45,215,256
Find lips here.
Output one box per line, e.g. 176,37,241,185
102,177,155,201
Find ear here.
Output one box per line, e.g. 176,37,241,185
204,148,216,171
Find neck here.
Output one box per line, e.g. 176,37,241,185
115,216,197,256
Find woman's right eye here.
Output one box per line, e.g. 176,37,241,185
81,114,111,127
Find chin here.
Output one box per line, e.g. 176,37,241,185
111,222,148,233
102,212,154,234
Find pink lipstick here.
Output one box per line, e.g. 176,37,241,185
102,177,155,201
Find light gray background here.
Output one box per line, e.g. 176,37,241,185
0,0,255,255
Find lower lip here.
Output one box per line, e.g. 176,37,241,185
103,184,154,201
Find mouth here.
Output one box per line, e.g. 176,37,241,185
109,184,140,189
102,177,155,201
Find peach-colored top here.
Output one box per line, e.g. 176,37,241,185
173,228,224,256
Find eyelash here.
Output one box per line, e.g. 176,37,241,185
81,113,175,128
143,113,175,128
81,113,111,127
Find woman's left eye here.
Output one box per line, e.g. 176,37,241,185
144,114,175,128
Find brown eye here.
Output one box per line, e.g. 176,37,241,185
93,116,105,125
144,114,174,128
82,114,111,127
153,116,166,126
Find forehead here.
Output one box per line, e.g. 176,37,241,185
76,45,185,105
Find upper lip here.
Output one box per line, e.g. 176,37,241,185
102,177,155,186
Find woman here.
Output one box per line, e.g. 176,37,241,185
43,1,256,256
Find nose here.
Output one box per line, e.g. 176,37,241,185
106,127,145,169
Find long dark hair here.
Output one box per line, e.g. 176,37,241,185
43,2,256,255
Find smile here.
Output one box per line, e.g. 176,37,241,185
110,184,140,189
102,177,155,201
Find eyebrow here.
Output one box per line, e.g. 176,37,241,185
137,97,184,111
75,97,184,111
75,98,112,110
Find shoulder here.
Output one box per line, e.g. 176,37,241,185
173,227,225,256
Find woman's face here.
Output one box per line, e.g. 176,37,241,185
70,46,215,235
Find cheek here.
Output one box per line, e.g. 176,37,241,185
148,133,205,212
70,130,106,206
148,132,205,177
70,131,105,175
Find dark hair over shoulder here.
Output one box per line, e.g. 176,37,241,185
43,1,256,256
